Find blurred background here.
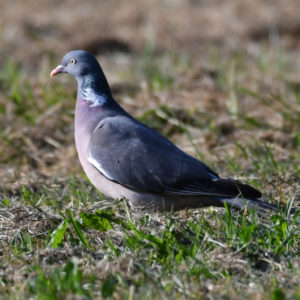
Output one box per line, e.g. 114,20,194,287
1,0,300,62
1,0,300,63
0,0,299,193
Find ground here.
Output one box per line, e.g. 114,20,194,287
0,0,299,299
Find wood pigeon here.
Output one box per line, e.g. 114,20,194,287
51,50,276,211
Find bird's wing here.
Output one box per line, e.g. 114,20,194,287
87,115,261,198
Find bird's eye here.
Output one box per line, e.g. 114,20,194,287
69,58,76,64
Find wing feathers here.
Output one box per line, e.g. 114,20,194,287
87,115,262,199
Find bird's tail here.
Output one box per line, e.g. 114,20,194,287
219,197,277,213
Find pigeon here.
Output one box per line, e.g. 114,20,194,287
51,50,276,211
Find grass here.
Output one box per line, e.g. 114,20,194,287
0,43,299,299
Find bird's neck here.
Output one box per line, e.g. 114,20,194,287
76,74,132,122
78,75,112,108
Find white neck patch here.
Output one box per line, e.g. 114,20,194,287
81,87,107,107
81,77,107,107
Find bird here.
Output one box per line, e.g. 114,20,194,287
51,50,276,212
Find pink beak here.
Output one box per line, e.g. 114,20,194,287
50,65,65,77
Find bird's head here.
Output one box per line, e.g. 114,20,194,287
51,50,101,80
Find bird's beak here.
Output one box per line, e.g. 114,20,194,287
50,65,65,77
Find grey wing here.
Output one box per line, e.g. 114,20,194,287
87,116,261,198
